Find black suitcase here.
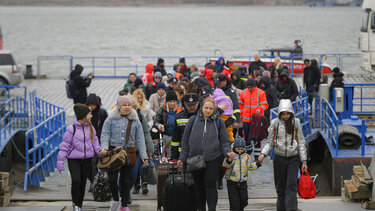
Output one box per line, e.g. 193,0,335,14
157,162,178,210
162,170,197,211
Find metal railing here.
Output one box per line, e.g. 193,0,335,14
24,91,66,191
345,83,375,115
0,85,28,153
319,97,340,156
36,53,360,78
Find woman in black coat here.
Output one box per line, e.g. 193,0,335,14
178,98,235,211
70,64,92,104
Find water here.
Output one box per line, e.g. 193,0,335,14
0,6,362,78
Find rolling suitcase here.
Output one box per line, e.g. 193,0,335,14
162,169,196,211
157,162,178,210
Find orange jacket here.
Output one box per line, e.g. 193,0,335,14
239,87,268,123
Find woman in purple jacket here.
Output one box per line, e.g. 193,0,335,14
57,104,102,211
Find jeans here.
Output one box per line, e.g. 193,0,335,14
129,152,144,188
192,156,224,211
67,158,92,207
108,164,134,207
273,154,300,211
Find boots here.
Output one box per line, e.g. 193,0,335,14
217,178,223,190
132,184,140,194
142,182,149,194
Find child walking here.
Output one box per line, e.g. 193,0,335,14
223,137,262,211
57,104,102,211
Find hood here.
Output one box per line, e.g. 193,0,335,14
109,108,139,120
69,64,84,78
260,76,271,90
277,99,294,117
167,70,176,78
217,57,225,68
86,93,101,107
231,69,241,79
146,64,154,73
212,88,227,100
333,72,344,78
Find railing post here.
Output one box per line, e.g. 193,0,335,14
361,119,366,156
114,57,117,77
92,57,95,76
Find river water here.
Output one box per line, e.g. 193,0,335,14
0,6,362,78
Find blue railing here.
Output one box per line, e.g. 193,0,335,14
0,85,29,153
345,83,375,115
36,53,359,78
24,91,66,191
319,97,340,156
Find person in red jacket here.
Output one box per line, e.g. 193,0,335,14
141,64,154,86
201,67,214,88
239,78,268,158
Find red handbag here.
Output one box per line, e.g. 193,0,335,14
298,171,316,199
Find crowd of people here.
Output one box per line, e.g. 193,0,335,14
59,56,344,211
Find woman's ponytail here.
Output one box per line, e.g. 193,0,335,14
88,121,95,142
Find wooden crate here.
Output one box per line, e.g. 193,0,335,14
0,177,8,190
362,200,375,209
344,180,371,200
0,173,8,181
0,186,9,195
0,191,10,207
352,175,371,192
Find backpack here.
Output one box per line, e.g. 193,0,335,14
92,170,112,202
67,79,79,99
248,114,269,143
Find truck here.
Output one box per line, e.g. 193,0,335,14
359,0,375,72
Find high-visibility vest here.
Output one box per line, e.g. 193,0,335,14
239,87,268,123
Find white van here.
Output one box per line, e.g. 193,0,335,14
0,51,23,85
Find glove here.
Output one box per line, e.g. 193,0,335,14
57,161,64,172
224,117,235,128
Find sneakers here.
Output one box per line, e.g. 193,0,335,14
132,184,140,194
72,204,81,211
142,182,149,194
120,206,131,211
109,201,121,211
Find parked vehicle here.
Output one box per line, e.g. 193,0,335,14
0,51,23,85
359,0,375,72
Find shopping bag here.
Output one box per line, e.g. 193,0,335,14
298,170,316,199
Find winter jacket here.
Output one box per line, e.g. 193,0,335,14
179,111,232,163
231,69,246,90
260,77,279,119
86,94,108,142
223,153,260,182
221,67,232,80
171,108,199,160
329,72,344,101
212,88,233,116
239,87,268,123
303,65,321,92
154,65,167,76
136,109,154,154
215,57,226,73
57,119,101,171
100,108,147,159
220,80,241,123
202,68,215,88
149,92,166,114
276,72,299,102
141,64,154,86
180,65,190,78
154,103,183,136
70,66,91,104
261,100,307,164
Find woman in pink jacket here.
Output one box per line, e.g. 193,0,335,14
57,104,102,211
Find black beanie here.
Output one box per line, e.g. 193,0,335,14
166,91,178,102
246,78,256,87
74,103,91,120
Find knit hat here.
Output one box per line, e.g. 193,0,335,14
246,78,256,87
74,103,91,120
154,71,163,79
166,91,178,102
179,57,185,64
157,58,164,65
233,137,246,149
156,82,166,91
117,95,131,108
217,74,227,82
190,71,201,79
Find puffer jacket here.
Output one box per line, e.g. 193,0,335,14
149,92,166,114
100,108,147,159
212,88,233,116
154,103,183,136
260,99,307,164
57,119,101,171
141,64,154,85
223,153,260,182
179,111,232,163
